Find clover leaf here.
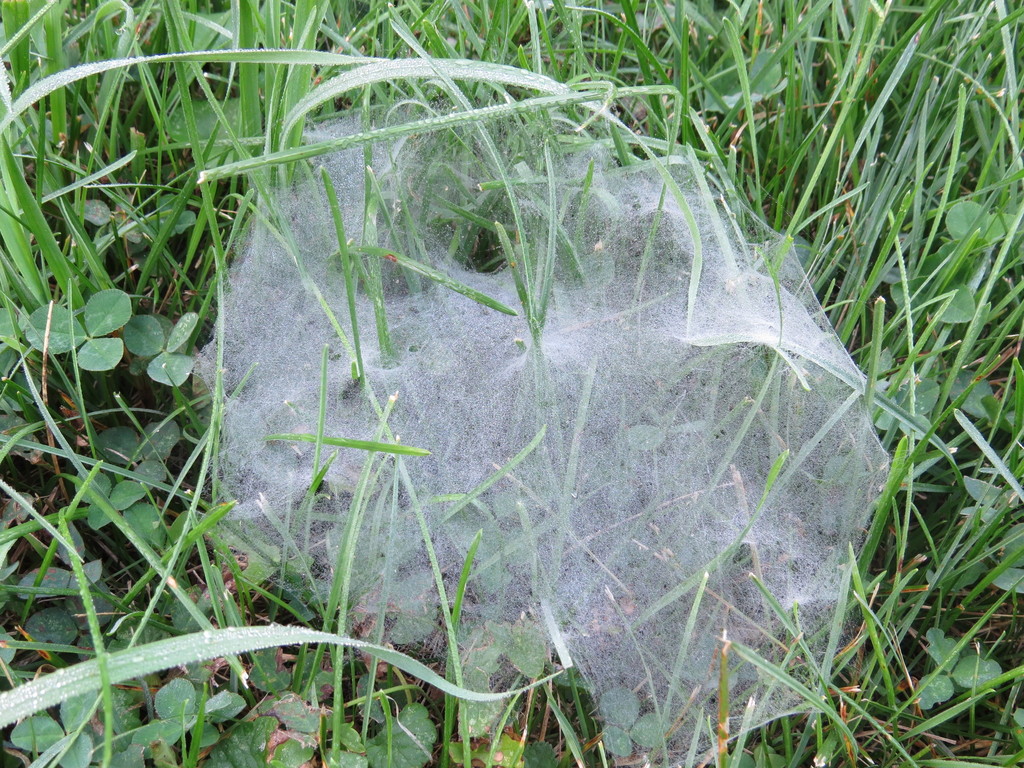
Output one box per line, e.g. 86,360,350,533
24,290,132,371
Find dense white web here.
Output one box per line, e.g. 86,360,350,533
201,107,888,763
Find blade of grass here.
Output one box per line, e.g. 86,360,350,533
0,624,566,730
265,432,430,456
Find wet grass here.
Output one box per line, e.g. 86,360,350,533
1,1,1022,767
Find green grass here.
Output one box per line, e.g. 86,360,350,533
1,1,1022,767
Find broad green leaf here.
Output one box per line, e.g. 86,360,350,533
916,674,954,709
131,719,187,750
81,562,104,593
170,210,198,235
108,482,147,510
355,678,385,727
265,693,321,733
249,648,293,693
949,562,986,591
938,286,975,324
0,549,15,582
82,472,112,498
366,703,436,768
963,477,1002,505
887,275,925,311
148,352,194,386
124,503,166,547
86,506,110,530
630,713,665,749
984,210,1009,240
949,372,994,420
84,289,132,336
82,199,112,226
155,677,198,721
110,688,143,734
60,692,97,732
460,629,502,684
996,525,1024,563
601,725,633,757
96,426,141,464
993,568,1024,594
333,723,365,753
0,632,14,664
110,744,146,768
523,742,556,768
141,420,181,461
924,627,959,665
0,312,15,339
270,738,317,768
946,200,987,240
24,606,78,645
17,566,75,598
754,744,787,768
124,315,166,357
166,312,199,353
166,98,242,144
205,691,246,723
503,621,547,679
460,698,502,739
325,752,369,768
77,337,124,371
133,460,167,483
952,655,1002,689
711,49,784,110
598,687,640,727
25,305,84,354
58,732,94,768
908,377,941,416
11,714,65,753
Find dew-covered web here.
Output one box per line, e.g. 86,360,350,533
200,104,888,763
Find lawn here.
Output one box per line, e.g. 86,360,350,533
1,1,1022,767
